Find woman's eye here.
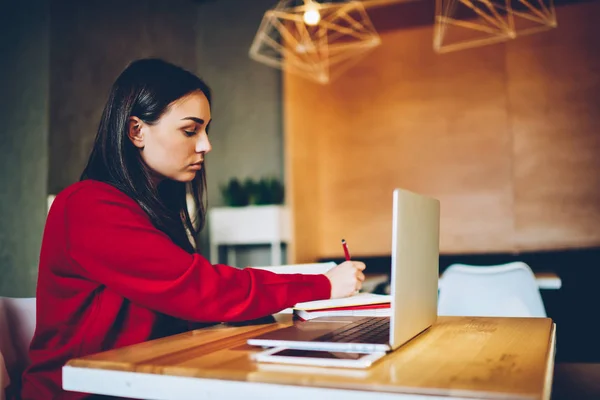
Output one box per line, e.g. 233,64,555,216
184,130,196,137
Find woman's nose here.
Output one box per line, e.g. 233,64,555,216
196,133,212,154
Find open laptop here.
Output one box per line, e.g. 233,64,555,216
247,188,440,354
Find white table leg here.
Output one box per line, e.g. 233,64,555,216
271,241,282,266
210,244,219,265
227,246,237,268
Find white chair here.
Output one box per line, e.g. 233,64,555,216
0,352,7,400
0,297,36,399
438,262,547,317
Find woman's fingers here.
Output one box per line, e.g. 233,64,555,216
356,271,365,282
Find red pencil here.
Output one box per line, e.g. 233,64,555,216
341,239,351,261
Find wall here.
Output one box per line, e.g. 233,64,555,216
509,7,600,250
196,0,285,267
49,0,199,194
286,1,600,262
0,1,50,296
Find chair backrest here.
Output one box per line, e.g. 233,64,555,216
0,297,36,398
438,262,547,317
0,351,7,400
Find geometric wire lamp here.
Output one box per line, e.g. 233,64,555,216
249,0,381,84
434,0,557,53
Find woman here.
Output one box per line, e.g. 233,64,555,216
21,59,365,399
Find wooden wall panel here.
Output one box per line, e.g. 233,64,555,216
285,1,600,262
284,75,322,263
315,27,514,258
508,1,600,251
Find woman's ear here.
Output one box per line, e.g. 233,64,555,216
128,116,145,149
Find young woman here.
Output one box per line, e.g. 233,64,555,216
21,59,365,399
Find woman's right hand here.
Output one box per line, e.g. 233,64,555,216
324,261,366,299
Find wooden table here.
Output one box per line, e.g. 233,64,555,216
63,315,556,400
532,272,562,290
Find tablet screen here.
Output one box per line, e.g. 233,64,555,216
270,348,367,360
253,346,387,369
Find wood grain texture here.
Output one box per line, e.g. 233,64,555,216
324,27,515,258
286,18,514,259
67,316,555,399
285,1,600,262
508,1,600,251
284,74,332,263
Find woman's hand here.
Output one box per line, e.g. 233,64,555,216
325,261,366,299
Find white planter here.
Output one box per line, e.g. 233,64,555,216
208,205,290,267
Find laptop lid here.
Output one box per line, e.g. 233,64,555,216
389,188,440,350
246,188,440,352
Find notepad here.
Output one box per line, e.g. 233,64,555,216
250,262,391,315
294,302,391,321
252,262,337,275
293,292,391,311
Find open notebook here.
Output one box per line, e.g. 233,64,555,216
252,262,337,275
294,302,391,321
251,263,390,315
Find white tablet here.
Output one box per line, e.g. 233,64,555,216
251,347,386,369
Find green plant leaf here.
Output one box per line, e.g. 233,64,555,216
221,176,284,206
220,178,249,207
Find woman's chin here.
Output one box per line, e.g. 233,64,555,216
176,170,199,182
159,169,200,183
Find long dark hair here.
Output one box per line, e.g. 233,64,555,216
81,58,211,253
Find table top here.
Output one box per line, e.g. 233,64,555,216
533,272,562,289
65,315,556,399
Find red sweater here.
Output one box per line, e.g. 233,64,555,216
21,180,331,399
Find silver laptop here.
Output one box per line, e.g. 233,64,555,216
247,188,440,353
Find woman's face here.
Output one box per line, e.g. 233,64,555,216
129,90,212,184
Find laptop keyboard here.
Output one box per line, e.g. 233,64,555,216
312,317,390,344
